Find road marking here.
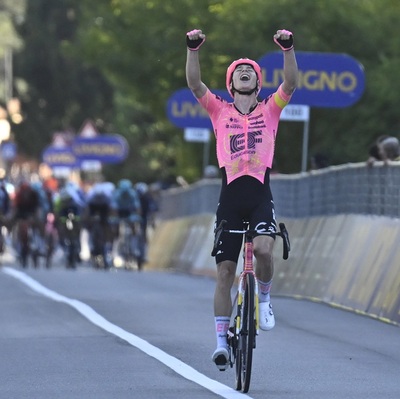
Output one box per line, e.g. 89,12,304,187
3,267,253,399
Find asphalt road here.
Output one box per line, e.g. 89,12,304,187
1,262,399,399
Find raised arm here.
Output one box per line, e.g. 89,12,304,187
186,29,208,99
273,29,299,96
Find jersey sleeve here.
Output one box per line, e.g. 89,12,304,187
197,88,225,120
273,84,292,109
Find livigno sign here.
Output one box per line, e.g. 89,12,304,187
166,51,365,128
72,134,129,164
42,146,79,168
43,134,129,167
258,51,365,108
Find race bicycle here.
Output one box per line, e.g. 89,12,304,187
212,219,290,393
13,216,44,268
44,212,58,269
59,212,81,269
89,214,113,269
118,217,144,271
117,217,137,270
0,215,7,264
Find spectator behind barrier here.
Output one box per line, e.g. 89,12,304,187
379,136,400,162
367,135,390,166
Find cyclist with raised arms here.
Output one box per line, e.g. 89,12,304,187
186,28,298,370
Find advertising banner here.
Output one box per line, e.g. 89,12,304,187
166,51,365,128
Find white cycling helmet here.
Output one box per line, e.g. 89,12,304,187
135,182,148,194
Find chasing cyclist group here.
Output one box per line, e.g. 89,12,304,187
0,175,159,269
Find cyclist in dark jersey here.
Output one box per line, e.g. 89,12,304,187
186,28,298,370
13,181,40,221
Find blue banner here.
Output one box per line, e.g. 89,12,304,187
167,88,217,129
42,146,79,168
72,134,129,164
166,51,365,128
258,51,365,108
1,141,17,161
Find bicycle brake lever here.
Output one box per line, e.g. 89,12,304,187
278,223,290,260
211,220,227,257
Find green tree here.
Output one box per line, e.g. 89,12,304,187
10,0,400,181
12,0,114,158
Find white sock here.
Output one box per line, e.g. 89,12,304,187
259,279,272,303
214,316,230,348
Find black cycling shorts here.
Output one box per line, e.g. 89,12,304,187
213,171,277,264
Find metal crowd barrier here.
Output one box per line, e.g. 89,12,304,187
158,162,400,220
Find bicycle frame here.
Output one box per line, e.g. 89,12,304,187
89,214,111,269
236,231,260,337
118,218,135,267
60,212,81,269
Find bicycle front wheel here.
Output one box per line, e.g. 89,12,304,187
232,292,242,392
237,273,256,393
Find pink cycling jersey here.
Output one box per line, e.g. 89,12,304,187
197,84,292,184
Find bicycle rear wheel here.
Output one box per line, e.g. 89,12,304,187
67,240,78,269
91,227,103,269
236,273,255,393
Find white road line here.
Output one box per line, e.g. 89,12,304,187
3,267,254,399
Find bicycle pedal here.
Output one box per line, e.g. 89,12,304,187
212,348,229,371
214,355,229,371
